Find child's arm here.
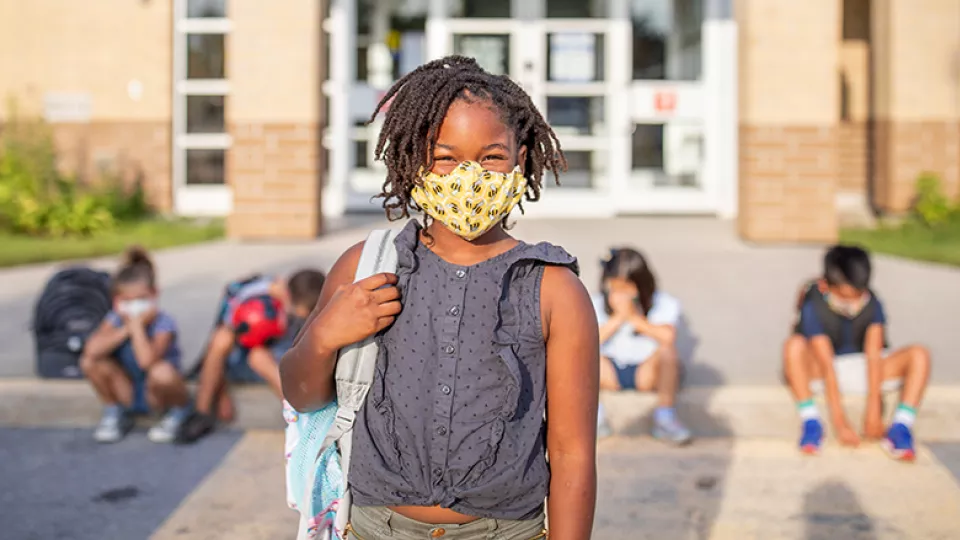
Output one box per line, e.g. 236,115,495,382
280,243,401,413
542,266,599,540
597,315,626,344
800,303,860,446
128,314,176,370
862,302,888,438
84,316,130,358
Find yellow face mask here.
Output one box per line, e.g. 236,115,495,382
412,161,527,241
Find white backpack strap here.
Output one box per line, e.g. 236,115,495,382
322,229,398,536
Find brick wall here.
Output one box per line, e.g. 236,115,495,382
226,123,322,239
739,126,839,242
873,121,960,212
838,122,868,192
50,122,172,212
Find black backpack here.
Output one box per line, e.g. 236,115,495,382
33,267,112,379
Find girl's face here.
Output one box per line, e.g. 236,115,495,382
429,99,528,176
604,276,638,298
114,280,157,317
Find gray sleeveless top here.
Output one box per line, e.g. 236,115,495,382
349,220,579,520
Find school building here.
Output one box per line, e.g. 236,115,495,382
1,0,958,242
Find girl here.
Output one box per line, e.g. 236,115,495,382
281,56,599,539
594,248,692,445
81,246,191,444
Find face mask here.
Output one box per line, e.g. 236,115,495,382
825,291,869,318
118,298,156,318
412,161,527,241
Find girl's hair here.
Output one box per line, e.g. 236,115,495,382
370,55,567,219
601,248,657,316
113,245,156,294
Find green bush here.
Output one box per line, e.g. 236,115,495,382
912,172,954,227
0,106,149,236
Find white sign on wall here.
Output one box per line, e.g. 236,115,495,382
549,32,596,82
43,92,92,123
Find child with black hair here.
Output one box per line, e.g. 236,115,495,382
178,269,326,443
281,56,598,539
82,246,191,444
783,245,932,461
594,248,692,445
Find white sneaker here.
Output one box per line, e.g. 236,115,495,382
148,407,190,444
94,407,133,444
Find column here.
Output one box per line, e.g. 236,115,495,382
226,0,326,239
736,0,841,242
871,0,960,212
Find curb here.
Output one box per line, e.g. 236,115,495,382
4,379,960,440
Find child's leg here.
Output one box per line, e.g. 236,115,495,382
880,344,930,462
145,362,190,411
782,334,824,401
882,344,932,411
634,344,680,408
598,356,622,391
246,346,282,397
195,326,235,415
782,334,825,453
146,361,193,443
80,352,134,407
636,344,692,445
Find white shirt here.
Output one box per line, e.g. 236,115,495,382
592,290,681,367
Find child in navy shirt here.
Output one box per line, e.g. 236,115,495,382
783,245,932,461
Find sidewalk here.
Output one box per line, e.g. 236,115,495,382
145,432,960,540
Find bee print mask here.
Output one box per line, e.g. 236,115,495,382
412,161,527,241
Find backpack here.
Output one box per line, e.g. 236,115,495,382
33,267,112,379
284,229,399,540
186,273,266,380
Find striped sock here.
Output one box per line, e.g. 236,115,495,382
892,404,917,427
797,399,820,421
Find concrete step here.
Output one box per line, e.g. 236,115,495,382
4,379,960,440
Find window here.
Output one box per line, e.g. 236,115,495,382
632,0,702,81
174,0,230,189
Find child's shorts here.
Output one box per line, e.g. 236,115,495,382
808,351,903,396
225,337,292,383
113,341,181,414
349,505,547,540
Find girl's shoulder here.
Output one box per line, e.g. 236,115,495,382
152,310,179,333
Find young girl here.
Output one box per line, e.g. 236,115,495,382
81,246,191,444
281,56,599,539
594,248,692,445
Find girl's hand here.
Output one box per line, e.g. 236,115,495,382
608,291,638,318
310,272,402,353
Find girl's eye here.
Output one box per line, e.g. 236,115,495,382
482,155,507,161
433,156,456,162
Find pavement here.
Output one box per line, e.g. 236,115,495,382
3,428,960,540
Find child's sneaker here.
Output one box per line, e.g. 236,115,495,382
882,423,916,462
94,406,134,444
799,418,823,454
652,416,693,446
148,406,192,444
175,411,216,444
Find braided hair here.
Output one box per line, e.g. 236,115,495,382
370,55,566,219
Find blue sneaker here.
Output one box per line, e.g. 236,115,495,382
799,419,823,455
882,423,916,462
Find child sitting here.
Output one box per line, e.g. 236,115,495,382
81,246,191,444
594,248,692,445
782,245,932,461
177,269,325,443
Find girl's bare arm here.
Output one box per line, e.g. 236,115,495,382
542,265,599,540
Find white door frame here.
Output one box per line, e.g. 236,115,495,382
171,0,233,217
